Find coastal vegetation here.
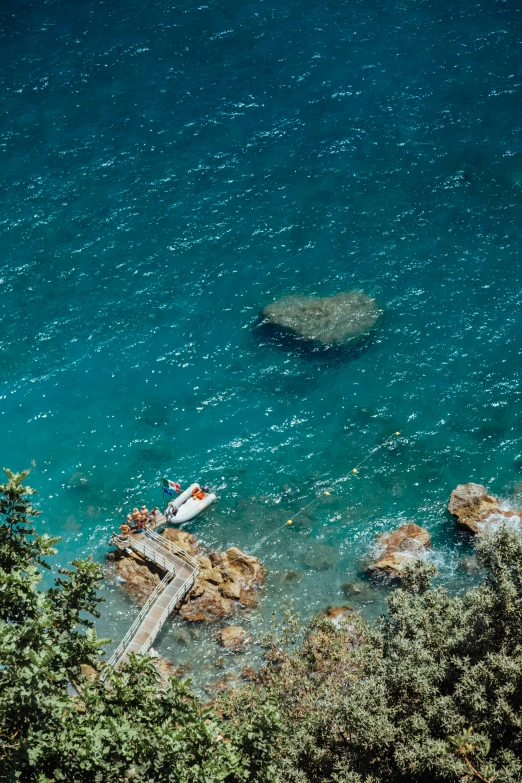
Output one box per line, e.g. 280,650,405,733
1,469,522,782
0,469,278,783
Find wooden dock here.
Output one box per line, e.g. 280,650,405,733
107,514,200,670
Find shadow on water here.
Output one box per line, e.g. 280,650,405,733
252,314,382,365
138,402,171,428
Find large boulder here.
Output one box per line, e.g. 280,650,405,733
178,588,234,623
448,483,520,533
262,291,382,348
179,546,266,621
369,523,431,578
112,551,163,601
162,527,200,556
217,626,253,651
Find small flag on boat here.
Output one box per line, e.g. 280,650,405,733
162,478,181,493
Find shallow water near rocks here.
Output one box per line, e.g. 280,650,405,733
1,0,522,694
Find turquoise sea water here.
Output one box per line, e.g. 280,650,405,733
1,0,522,691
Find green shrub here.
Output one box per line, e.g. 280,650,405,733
220,530,522,783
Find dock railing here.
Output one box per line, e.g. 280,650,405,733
127,536,180,573
130,569,199,658
144,527,200,569
104,569,175,672
104,523,200,673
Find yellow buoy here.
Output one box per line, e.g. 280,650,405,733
395,431,400,436
324,491,331,496
352,468,358,474
287,520,293,525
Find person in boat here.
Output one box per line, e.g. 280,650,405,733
131,508,140,525
192,486,206,501
166,502,178,522
120,522,131,536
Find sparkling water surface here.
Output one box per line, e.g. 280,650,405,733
1,0,522,692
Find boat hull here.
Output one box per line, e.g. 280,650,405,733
165,483,216,524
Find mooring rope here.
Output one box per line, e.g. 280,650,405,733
249,431,401,554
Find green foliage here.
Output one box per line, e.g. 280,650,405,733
220,526,522,783
0,468,58,624
0,469,107,780
0,469,280,783
36,655,259,783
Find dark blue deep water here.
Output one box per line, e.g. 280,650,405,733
1,0,522,689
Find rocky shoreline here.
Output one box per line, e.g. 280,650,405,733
109,482,522,611
365,483,522,579
108,482,522,690
109,527,266,623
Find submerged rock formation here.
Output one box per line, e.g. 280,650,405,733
448,483,520,534
341,580,375,602
300,541,338,571
369,523,431,578
217,626,253,651
111,528,266,623
262,291,382,348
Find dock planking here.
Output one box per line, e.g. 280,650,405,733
107,514,200,670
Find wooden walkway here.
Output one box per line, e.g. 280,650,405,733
107,515,200,670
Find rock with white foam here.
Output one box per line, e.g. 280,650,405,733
369,523,431,578
448,483,521,534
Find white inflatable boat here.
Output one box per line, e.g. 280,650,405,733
164,483,216,524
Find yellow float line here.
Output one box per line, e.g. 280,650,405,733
250,431,401,553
